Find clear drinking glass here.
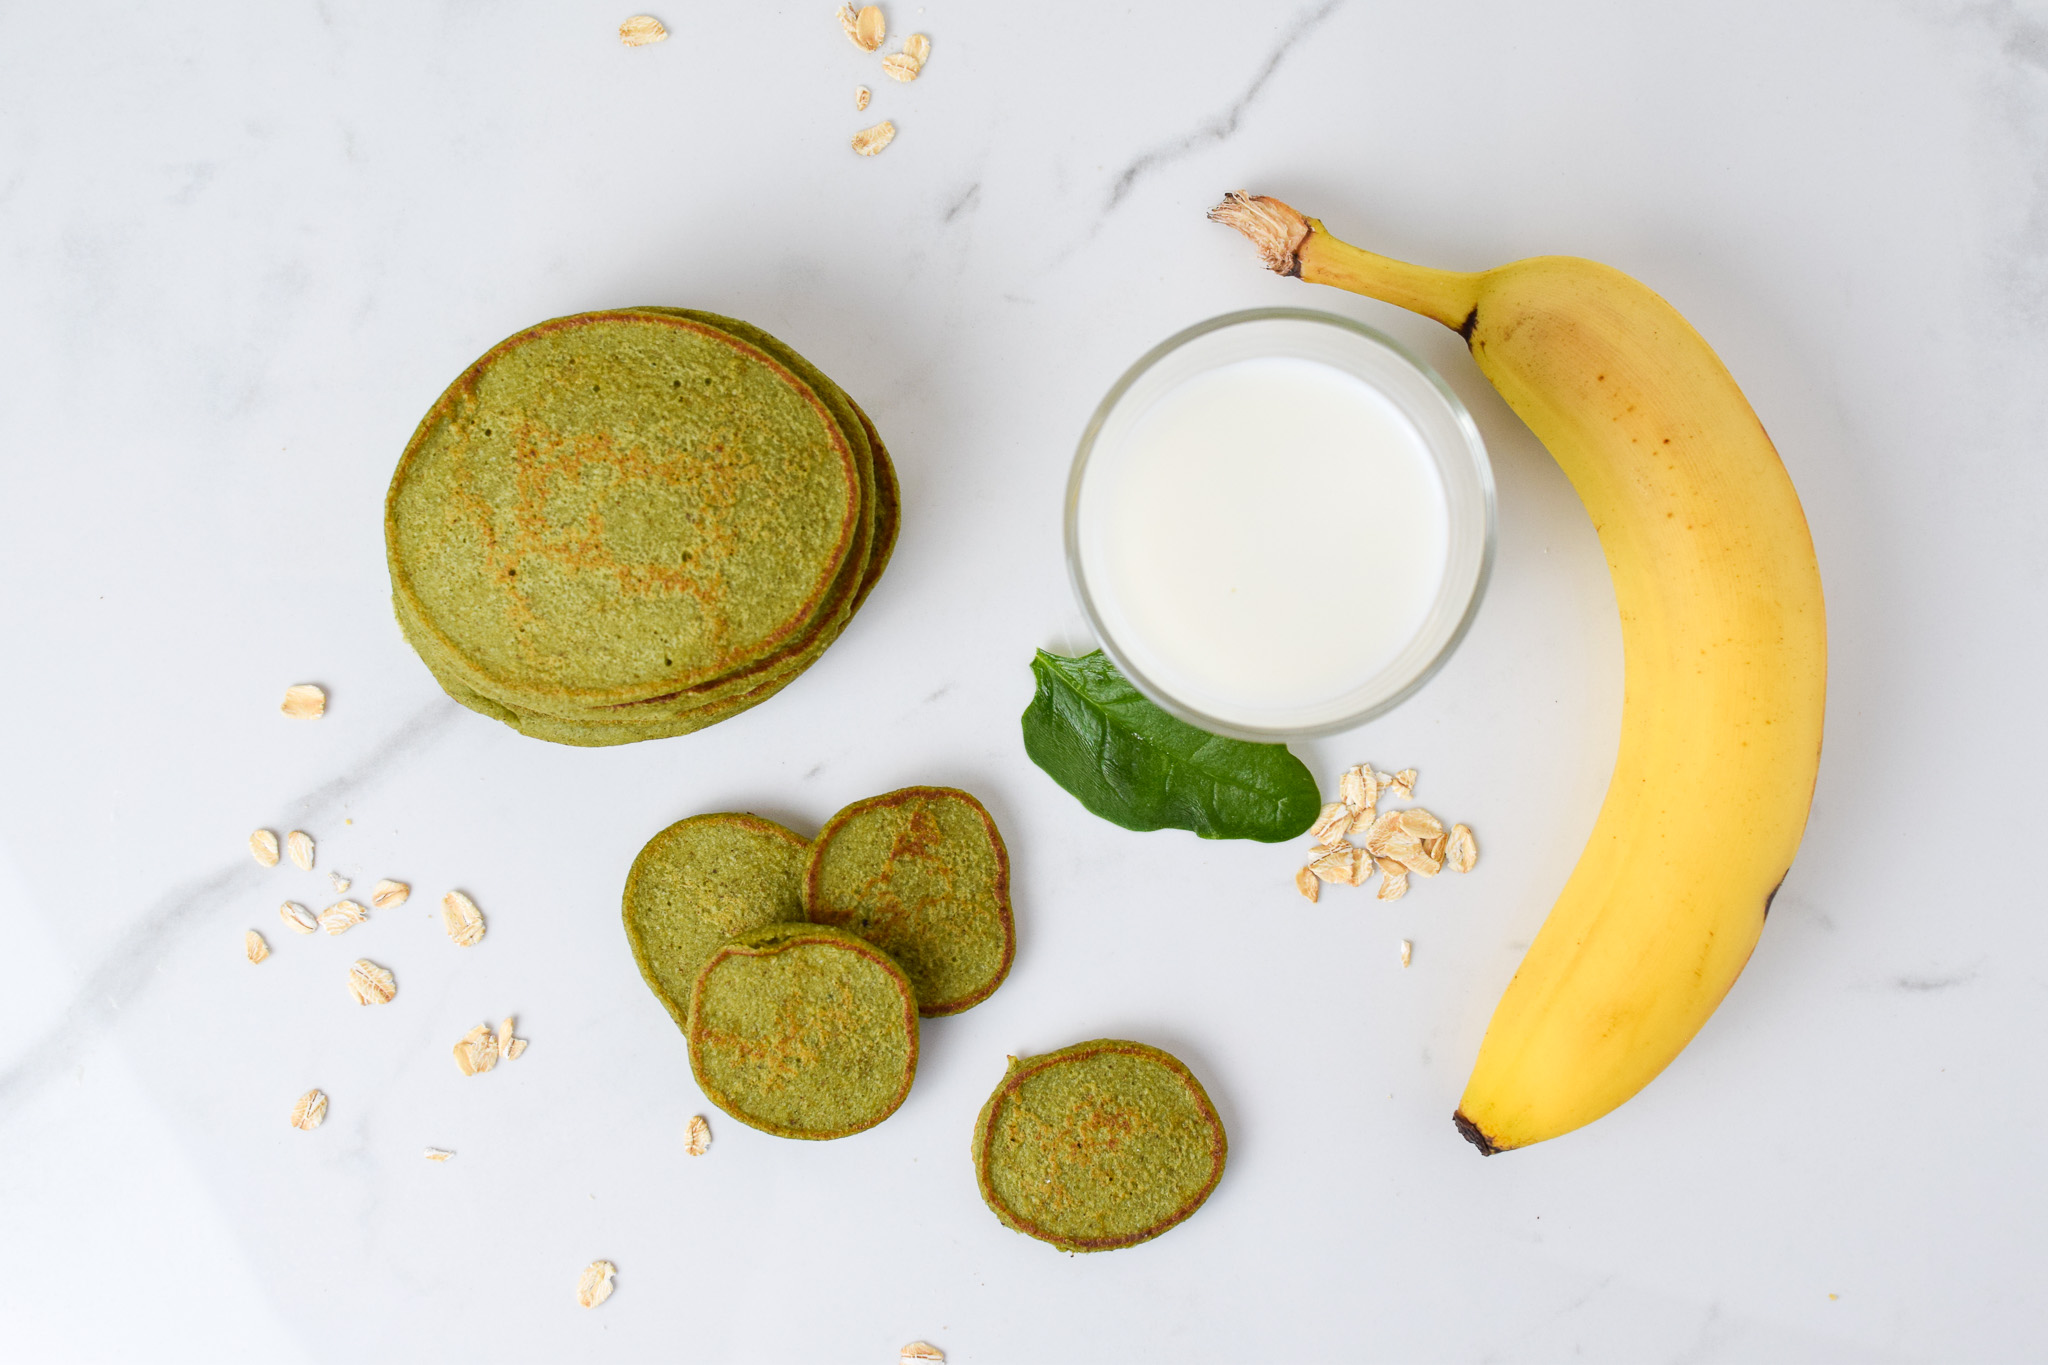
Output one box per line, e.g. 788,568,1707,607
1065,307,1496,741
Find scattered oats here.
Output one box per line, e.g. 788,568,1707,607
370,878,410,910
685,1114,711,1157
454,1023,499,1076
1307,849,1347,884
1304,763,1471,900
902,1345,945,1365
1308,801,1350,845
505,1036,528,1060
1361,809,1405,849
423,1147,455,1162
881,52,921,82
1400,845,1443,878
290,1088,327,1131
245,930,269,964
1381,836,1425,867
287,829,315,871
1294,866,1319,903
279,901,318,935
347,959,396,1006
318,900,368,935
903,32,929,64
577,1260,617,1309
836,3,862,45
1398,808,1445,841
619,14,667,45
1366,818,1422,861
854,3,885,50
250,829,280,867
496,1016,525,1062
851,120,896,156
1364,813,1424,864
1447,824,1478,873
1399,939,1413,968
328,870,351,893
280,684,326,720
441,891,486,947
855,84,870,110
1311,845,1369,887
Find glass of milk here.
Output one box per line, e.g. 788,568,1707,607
1067,308,1494,740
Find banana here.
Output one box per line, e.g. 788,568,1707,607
1210,192,1826,1153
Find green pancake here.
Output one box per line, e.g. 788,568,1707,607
387,310,863,710
401,438,893,746
972,1041,1228,1253
391,315,899,743
545,313,895,722
585,313,898,713
687,923,919,1140
395,529,859,739
623,813,810,1030
803,788,1014,1016
399,400,899,746
508,409,891,728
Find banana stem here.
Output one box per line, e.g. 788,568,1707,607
1208,191,1483,335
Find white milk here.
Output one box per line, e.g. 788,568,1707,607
1083,354,1449,728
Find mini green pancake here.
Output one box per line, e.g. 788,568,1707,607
803,788,1014,1016
387,310,862,710
687,923,918,1140
622,813,809,1030
972,1040,1227,1253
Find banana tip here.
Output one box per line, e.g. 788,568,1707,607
1452,1109,1502,1156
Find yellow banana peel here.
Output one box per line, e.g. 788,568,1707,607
1211,192,1826,1153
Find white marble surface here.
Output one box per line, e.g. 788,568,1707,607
2,2,2044,1361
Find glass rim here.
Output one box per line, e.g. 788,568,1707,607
1063,306,1497,742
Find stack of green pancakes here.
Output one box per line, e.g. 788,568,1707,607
623,790,1012,1140
385,309,898,746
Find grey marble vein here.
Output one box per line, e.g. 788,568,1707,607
0,699,462,1117
1893,969,1979,992
942,182,982,223
1101,0,1346,214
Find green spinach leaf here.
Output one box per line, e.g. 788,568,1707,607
1021,649,1321,842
